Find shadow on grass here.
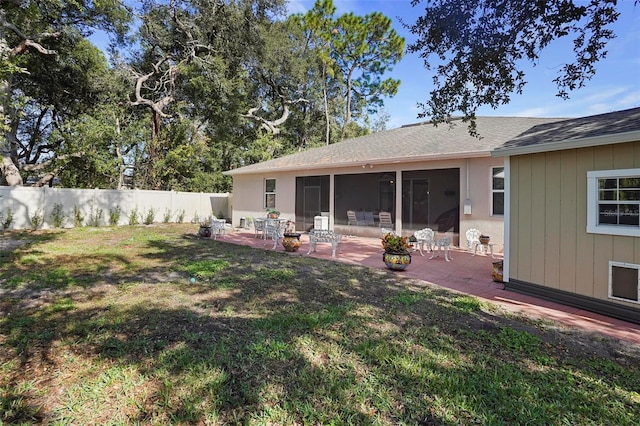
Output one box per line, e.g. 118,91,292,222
1,225,639,424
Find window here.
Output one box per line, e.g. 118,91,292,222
587,169,640,237
264,178,276,209
491,167,504,215
609,261,640,304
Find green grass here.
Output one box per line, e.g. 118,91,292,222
0,223,638,425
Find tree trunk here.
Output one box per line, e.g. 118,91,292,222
0,77,22,186
322,65,330,145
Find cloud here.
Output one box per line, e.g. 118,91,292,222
511,107,550,117
285,0,308,15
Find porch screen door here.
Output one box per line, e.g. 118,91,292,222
303,186,321,231
403,178,430,229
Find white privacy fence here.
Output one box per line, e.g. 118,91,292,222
0,186,231,230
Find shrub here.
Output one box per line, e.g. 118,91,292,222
176,209,185,223
128,206,139,225
163,208,172,223
50,203,66,228
143,207,156,225
30,209,44,230
88,202,103,227
109,206,122,226
1,208,13,230
73,205,84,227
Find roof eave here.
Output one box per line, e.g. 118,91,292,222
224,151,493,176
491,130,640,157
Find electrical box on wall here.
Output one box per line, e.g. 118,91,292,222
463,199,472,215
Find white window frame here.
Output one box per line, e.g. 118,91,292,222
608,261,640,304
490,166,504,216
264,178,276,209
587,169,640,237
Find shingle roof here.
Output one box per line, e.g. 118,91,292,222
225,116,566,175
492,107,640,156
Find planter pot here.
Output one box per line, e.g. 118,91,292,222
282,233,302,252
479,236,490,245
492,260,504,283
198,226,212,238
383,251,412,271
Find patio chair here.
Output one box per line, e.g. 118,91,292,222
465,228,481,252
413,227,435,256
210,218,227,240
378,211,393,230
355,210,366,224
263,218,287,249
254,218,266,238
347,210,359,226
430,229,454,262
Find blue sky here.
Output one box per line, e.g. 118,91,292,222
289,0,640,129
92,1,640,129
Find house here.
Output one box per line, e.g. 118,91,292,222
225,115,566,248
492,107,640,325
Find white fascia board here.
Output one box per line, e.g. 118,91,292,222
225,151,492,176
491,130,640,158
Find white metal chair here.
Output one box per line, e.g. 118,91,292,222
254,218,266,238
263,218,287,249
413,228,435,256
378,211,393,230
210,218,227,240
430,230,454,262
465,228,481,252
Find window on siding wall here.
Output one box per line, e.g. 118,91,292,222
609,261,640,304
491,167,504,216
264,179,276,209
587,169,640,237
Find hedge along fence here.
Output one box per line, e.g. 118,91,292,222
0,186,231,230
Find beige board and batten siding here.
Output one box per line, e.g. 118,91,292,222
510,140,640,308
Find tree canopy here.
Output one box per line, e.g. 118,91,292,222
0,0,404,190
406,0,627,131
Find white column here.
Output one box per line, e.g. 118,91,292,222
395,169,402,234
503,157,510,282
329,173,335,230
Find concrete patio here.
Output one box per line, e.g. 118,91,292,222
219,229,640,346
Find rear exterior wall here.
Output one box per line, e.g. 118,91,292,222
509,141,640,310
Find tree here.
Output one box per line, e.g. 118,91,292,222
332,10,404,139
0,0,131,185
406,0,625,131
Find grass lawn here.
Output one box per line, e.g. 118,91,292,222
1,224,639,425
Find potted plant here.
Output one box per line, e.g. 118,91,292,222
265,208,280,219
381,232,412,271
282,220,302,252
479,234,490,245
198,220,212,238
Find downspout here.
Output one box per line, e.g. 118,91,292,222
463,159,472,214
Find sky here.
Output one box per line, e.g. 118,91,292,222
287,0,640,129
91,0,640,130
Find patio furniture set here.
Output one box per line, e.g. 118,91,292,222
347,210,393,229
252,217,342,256
410,227,496,262
219,215,496,262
